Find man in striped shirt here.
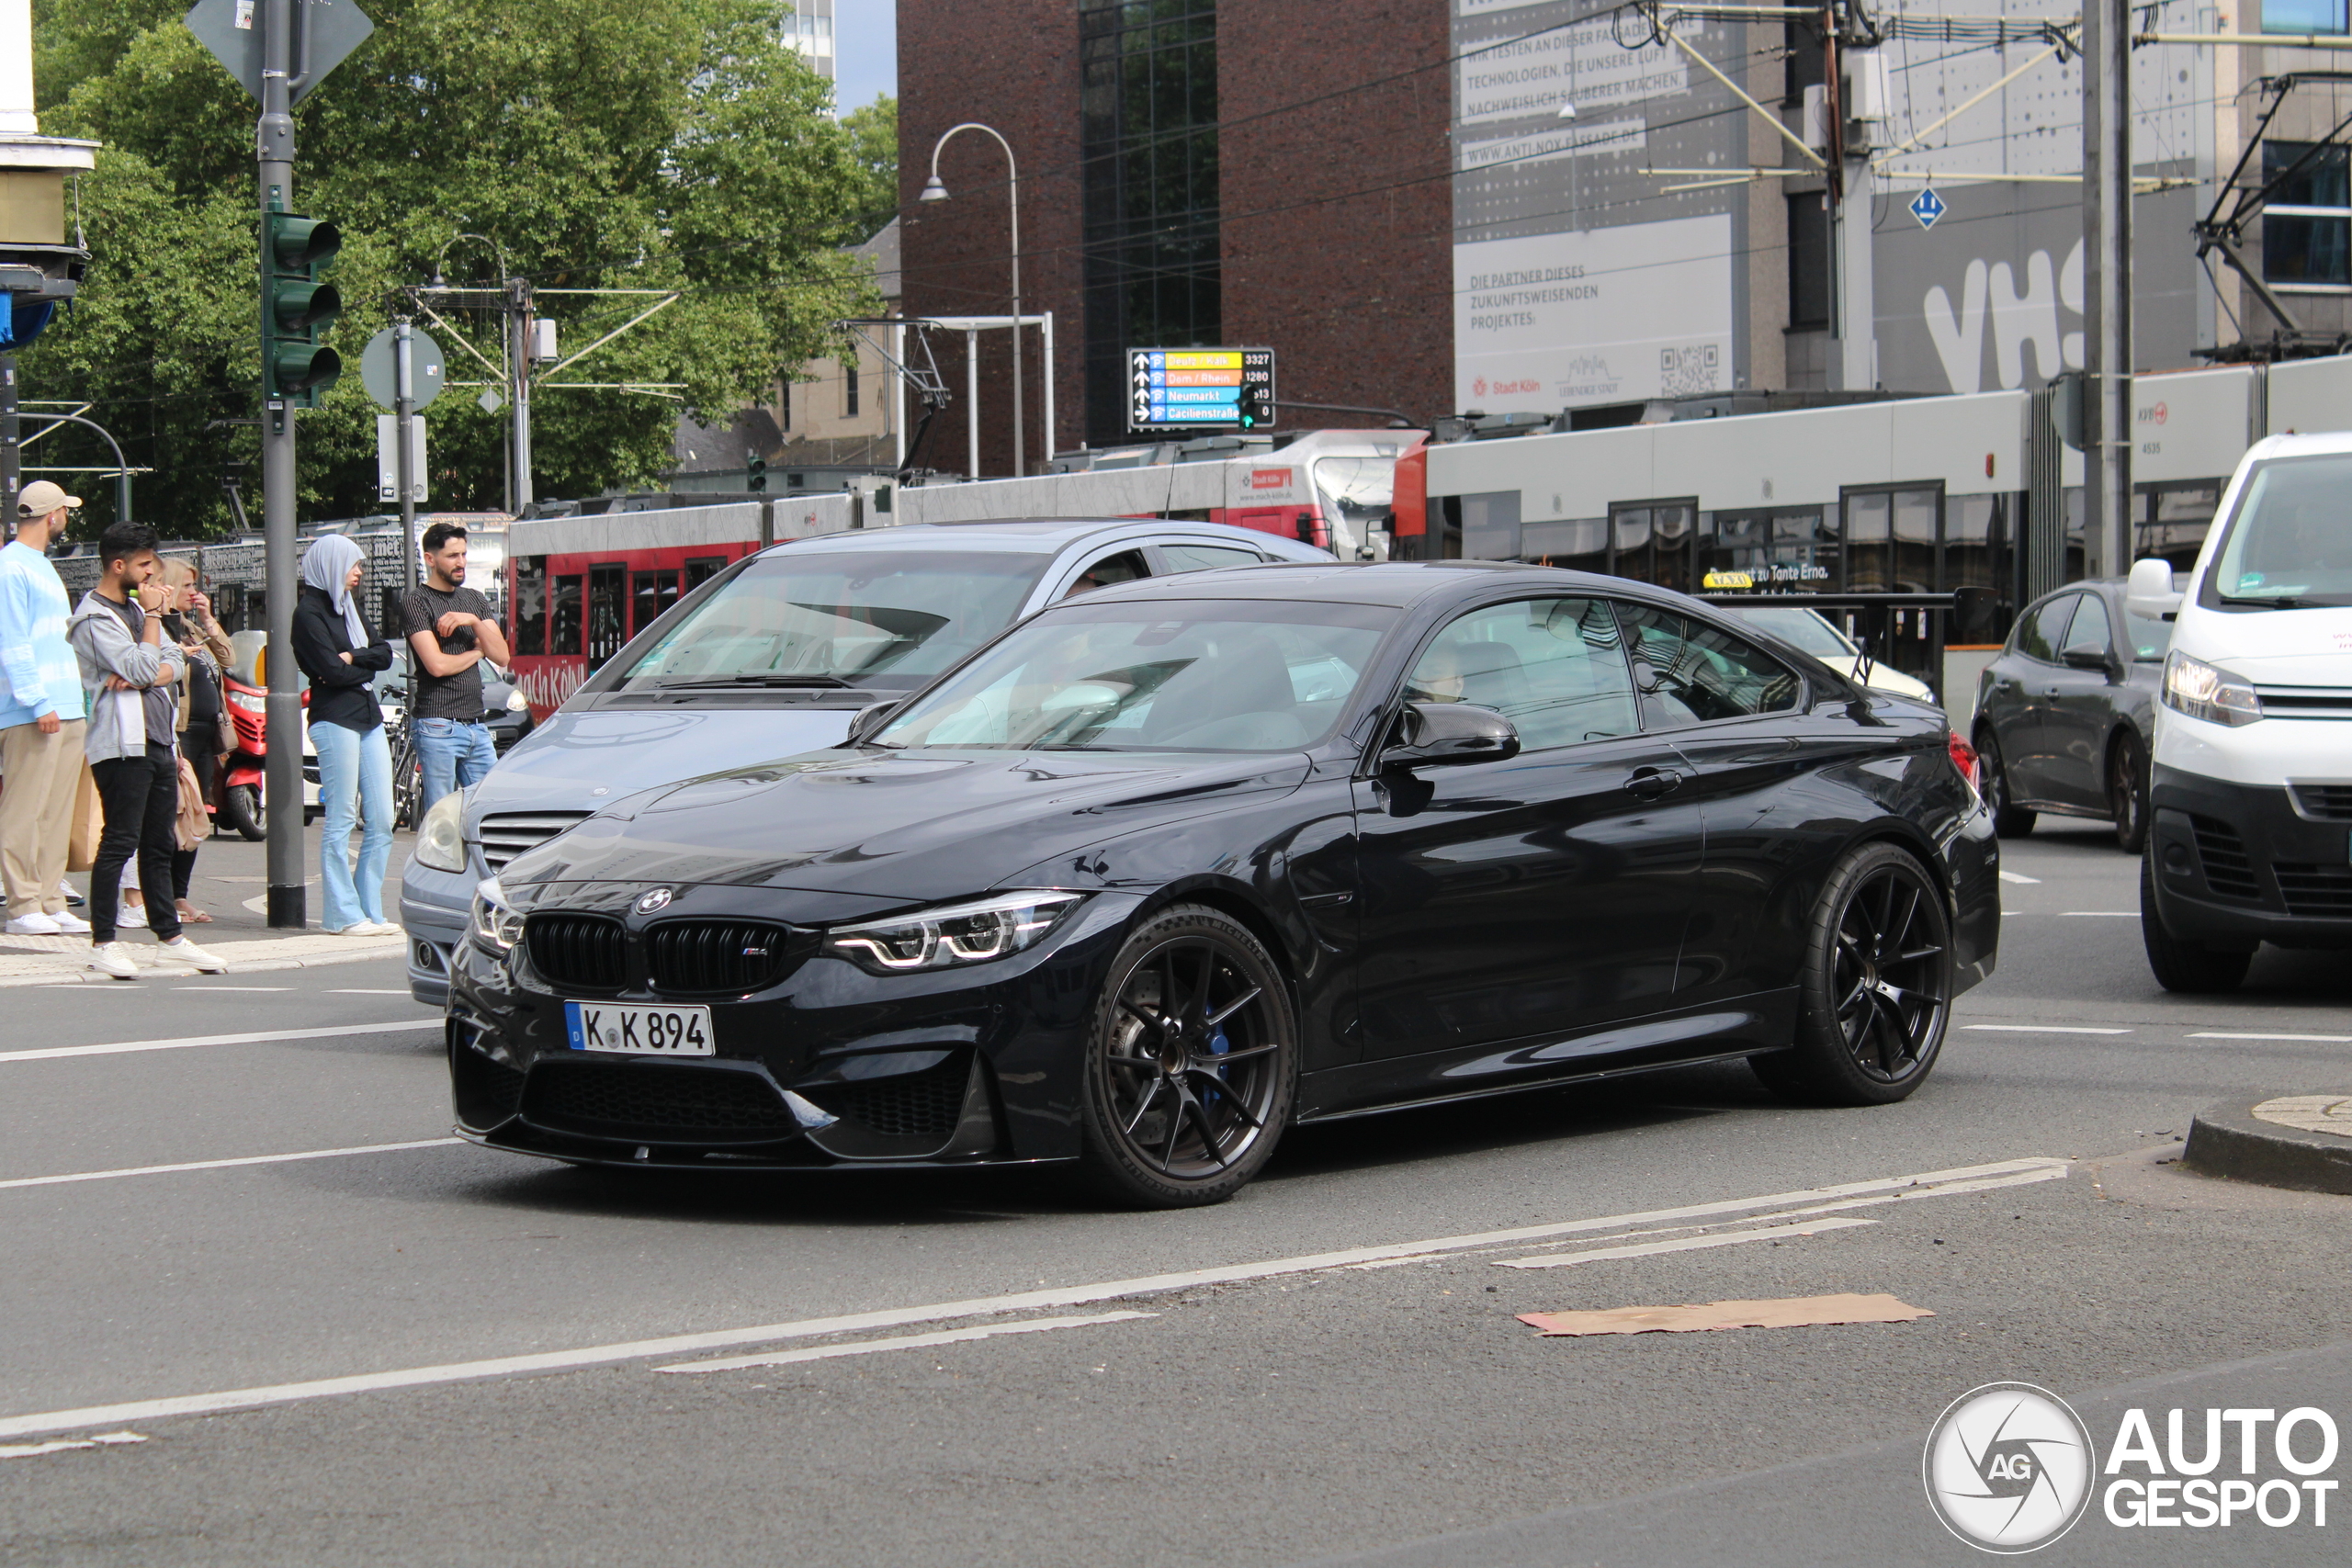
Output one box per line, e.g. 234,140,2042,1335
0,481,93,936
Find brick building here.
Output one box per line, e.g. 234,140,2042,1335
898,0,1454,476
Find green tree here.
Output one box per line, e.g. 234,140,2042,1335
840,94,898,243
25,0,876,536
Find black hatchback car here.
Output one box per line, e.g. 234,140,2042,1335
1971,579,2169,852
447,562,1999,1206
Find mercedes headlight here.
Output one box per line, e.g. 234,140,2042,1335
469,877,526,954
414,790,468,872
2163,651,2262,728
823,891,1086,974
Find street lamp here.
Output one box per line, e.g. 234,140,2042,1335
922,123,1025,477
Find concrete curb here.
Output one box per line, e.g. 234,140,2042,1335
0,939,407,988
2182,1098,2352,1195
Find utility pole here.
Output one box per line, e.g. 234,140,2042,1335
258,0,304,929
396,318,417,592
2083,0,2132,579
508,276,534,513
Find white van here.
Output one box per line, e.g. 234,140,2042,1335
2128,432,2352,991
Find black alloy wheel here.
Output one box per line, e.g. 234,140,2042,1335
2108,732,2150,854
2139,852,2251,993
1973,725,2035,838
1752,841,1953,1106
1078,904,1296,1207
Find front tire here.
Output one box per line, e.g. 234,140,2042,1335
2140,852,2251,993
2108,733,2149,853
220,783,265,841
1974,725,2035,838
1076,904,1296,1208
1752,841,1952,1107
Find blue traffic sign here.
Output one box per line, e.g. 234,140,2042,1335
1910,187,1947,231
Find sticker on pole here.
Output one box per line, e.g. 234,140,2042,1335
1910,188,1947,231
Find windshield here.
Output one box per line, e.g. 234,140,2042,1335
1734,606,1855,658
1313,456,1396,534
610,549,1051,693
875,598,1395,753
2204,453,2352,609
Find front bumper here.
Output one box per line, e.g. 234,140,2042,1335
447,886,1146,1170
2148,765,2352,948
399,856,476,1007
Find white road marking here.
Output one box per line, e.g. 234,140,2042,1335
1495,1216,1877,1269
656,1313,1159,1375
0,1139,465,1192
2190,1031,2352,1043
1998,871,2041,885
170,986,292,992
0,1156,2065,1442
0,1431,144,1460
2060,911,2139,918
326,989,413,996
0,1020,435,1064
1964,1023,2132,1034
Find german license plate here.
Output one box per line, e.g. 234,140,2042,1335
563,1000,714,1056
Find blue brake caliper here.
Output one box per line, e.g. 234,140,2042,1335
1205,1021,1231,1106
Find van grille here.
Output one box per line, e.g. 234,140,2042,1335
646,921,797,995
479,811,593,871
2189,816,2260,901
524,912,628,991
2254,686,2352,719
2273,863,2352,918
2289,783,2352,822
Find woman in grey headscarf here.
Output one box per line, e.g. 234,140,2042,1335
293,535,397,933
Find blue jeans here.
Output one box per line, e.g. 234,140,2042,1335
414,716,497,818
314,721,394,931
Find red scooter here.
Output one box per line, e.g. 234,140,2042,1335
219,673,306,840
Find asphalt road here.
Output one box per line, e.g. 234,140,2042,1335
3,818,2347,1566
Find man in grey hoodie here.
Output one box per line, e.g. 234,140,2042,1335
67,522,225,979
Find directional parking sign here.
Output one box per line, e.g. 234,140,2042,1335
1127,347,1276,433
1909,187,1947,231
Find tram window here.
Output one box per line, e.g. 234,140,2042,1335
631,569,681,634
1846,492,1891,592
1458,491,1521,560
550,574,583,657
1521,517,1608,574
1894,490,1938,592
684,556,728,592
1774,507,1835,586
513,556,547,657
1609,501,1695,590
588,564,625,670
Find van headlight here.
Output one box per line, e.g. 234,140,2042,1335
823,891,1086,974
2162,651,2263,728
469,878,526,954
414,790,469,872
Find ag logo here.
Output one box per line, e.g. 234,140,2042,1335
1924,1382,2094,1552
634,888,673,915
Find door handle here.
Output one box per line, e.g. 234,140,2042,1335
1625,767,1684,800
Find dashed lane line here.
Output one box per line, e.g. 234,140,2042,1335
1493,1216,1877,1269
2190,1031,2352,1043
1964,1023,2132,1035
1997,871,2041,885
0,1156,2065,1442
0,1020,435,1063
656,1313,1159,1375
0,1139,466,1193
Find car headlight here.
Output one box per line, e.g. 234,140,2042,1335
414,790,469,873
505,688,530,713
823,891,1086,974
2163,651,2262,728
469,877,526,954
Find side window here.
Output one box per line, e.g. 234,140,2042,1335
1062,548,1150,599
2063,593,2112,659
1613,603,1804,728
2016,594,2077,663
1404,597,1640,750
1159,543,1263,574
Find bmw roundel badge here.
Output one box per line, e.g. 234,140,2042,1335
635,888,673,915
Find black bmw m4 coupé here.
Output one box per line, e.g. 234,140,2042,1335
447,561,1999,1206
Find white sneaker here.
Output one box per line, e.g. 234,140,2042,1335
87,942,140,980
48,910,91,934
156,936,228,974
5,912,62,936
358,920,402,936
60,879,84,908
118,904,147,930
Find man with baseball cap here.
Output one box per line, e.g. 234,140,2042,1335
0,481,93,935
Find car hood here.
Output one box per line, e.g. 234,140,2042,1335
500,747,1311,906
465,705,860,829
2180,605,2352,684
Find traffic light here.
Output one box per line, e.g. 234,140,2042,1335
747,454,767,492
1237,380,1270,430
262,212,343,405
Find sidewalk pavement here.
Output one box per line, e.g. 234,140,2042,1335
0,927,407,987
